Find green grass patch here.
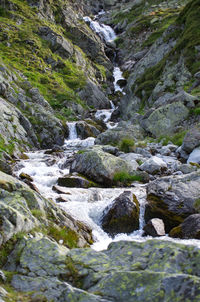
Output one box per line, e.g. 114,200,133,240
158,130,187,146
47,224,79,249
113,171,143,186
119,138,135,153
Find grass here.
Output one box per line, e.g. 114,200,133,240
47,224,79,249
158,130,187,146
113,171,143,186
119,138,135,153
0,134,15,157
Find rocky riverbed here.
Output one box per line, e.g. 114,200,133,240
0,0,200,301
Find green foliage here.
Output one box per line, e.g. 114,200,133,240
119,138,135,153
113,171,143,185
190,107,200,115
0,134,15,157
31,209,45,220
158,130,187,146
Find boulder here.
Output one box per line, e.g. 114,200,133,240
143,218,165,237
187,147,200,164
76,121,100,139
169,214,200,239
95,123,142,146
145,171,200,232
57,175,96,188
78,80,110,109
101,191,139,236
182,125,200,154
119,153,139,170
70,149,144,186
140,102,189,137
139,156,167,175
0,171,93,247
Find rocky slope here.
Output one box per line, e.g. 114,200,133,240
0,0,200,301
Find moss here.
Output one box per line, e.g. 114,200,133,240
47,224,79,249
0,135,15,157
31,209,45,220
158,130,187,146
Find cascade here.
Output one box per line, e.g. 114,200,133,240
13,10,200,253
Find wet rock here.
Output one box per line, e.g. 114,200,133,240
116,78,127,88
101,191,139,236
56,195,70,203
52,186,72,194
57,175,97,188
182,125,200,154
187,147,200,164
0,271,6,282
145,171,200,232
0,171,93,247
169,214,200,239
19,172,33,182
76,121,100,139
139,156,167,175
143,218,165,237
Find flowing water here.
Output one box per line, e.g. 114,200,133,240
14,14,200,252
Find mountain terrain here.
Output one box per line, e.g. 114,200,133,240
0,0,200,301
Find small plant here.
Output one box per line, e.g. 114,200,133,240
31,209,45,220
113,171,143,186
47,224,79,249
119,138,135,153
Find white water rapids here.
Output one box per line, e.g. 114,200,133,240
14,15,200,252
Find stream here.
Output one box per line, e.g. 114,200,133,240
13,13,200,252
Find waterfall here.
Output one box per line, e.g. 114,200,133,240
67,122,78,140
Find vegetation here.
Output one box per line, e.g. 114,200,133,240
119,138,135,153
0,134,15,157
47,224,79,249
158,130,187,146
113,171,143,186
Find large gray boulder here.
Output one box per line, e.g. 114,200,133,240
139,156,167,175
78,80,110,109
145,171,200,232
187,147,200,164
140,102,189,137
101,191,139,236
70,149,146,186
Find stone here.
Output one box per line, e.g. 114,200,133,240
119,153,139,170
140,102,189,137
145,171,200,232
182,125,200,154
78,80,110,109
0,271,6,282
143,218,165,237
187,147,200,164
169,214,200,239
70,149,145,186
57,175,96,188
139,156,167,175
19,172,33,182
101,191,139,236
76,121,100,139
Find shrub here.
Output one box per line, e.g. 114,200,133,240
113,171,142,186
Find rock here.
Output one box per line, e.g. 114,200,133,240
182,125,200,154
140,102,189,137
176,146,189,162
0,271,6,282
173,163,198,174
19,172,33,182
169,214,200,239
63,240,200,302
57,175,96,188
70,149,144,186
0,171,93,247
116,78,127,88
76,121,100,139
139,156,167,175
102,145,119,155
95,123,142,146
187,147,200,164
101,191,139,236
143,218,165,237
145,171,200,232
78,80,110,109
169,91,199,108
119,153,139,170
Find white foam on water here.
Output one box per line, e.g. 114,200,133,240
113,66,126,93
